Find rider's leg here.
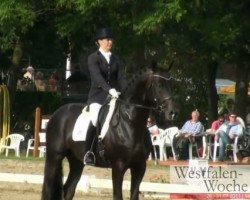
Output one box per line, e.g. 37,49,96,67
83,122,96,165
90,103,102,127
83,103,101,165
84,123,95,149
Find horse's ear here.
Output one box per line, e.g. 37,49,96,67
147,60,158,73
145,69,154,89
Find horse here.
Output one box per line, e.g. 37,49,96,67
41,69,178,200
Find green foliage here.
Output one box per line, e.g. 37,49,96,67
0,0,35,50
0,0,249,125
12,91,62,133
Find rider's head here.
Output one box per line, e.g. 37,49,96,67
94,28,114,52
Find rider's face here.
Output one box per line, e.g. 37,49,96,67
97,38,113,52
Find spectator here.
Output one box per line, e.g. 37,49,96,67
22,66,35,90
216,112,243,161
147,116,160,136
246,104,250,134
147,116,160,160
23,66,34,81
35,71,46,91
48,70,59,91
173,110,203,160
219,98,235,119
210,114,225,142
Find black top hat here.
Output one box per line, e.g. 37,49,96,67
94,28,114,41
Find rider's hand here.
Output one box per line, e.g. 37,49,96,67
109,88,119,98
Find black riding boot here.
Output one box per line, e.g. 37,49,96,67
83,122,96,166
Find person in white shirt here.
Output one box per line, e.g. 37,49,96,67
147,116,160,135
84,27,127,165
147,116,160,160
23,66,34,81
216,112,243,161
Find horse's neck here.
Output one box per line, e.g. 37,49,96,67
122,85,148,105
117,107,148,145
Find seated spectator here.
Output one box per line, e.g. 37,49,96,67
35,71,46,91
147,116,160,160
23,66,34,81
173,110,203,160
147,116,160,135
20,66,35,91
210,114,225,142
216,112,243,161
246,104,250,134
48,70,59,91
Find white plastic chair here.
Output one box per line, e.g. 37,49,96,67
188,126,205,160
26,132,46,158
213,137,240,162
150,127,179,161
151,129,165,161
26,117,49,158
212,117,245,163
199,128,212,159
0,134,24,157
163,127,179,160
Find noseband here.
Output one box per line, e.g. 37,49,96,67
156,96,172,113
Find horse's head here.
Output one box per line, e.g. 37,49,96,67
122,69,178,121
145,70,178,120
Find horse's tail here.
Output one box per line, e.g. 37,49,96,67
41,108,65,200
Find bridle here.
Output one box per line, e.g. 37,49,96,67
117,74,173,112
117,97,172,111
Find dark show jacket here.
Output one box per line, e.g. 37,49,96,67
87,50,127,105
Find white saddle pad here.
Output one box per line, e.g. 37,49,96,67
72,98,117,142
72,107,91,141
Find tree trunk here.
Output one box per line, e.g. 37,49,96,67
206,61,219,126
8,40,23,112
235,63,249,119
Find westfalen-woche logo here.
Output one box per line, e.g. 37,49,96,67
169,165,250,199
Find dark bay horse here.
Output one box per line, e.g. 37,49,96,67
42,69,177,200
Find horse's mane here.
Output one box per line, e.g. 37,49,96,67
123,68,152,94
123,66,171,93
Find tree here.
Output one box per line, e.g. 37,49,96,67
0,0,36,106
1,0,249,126
129,0,250,123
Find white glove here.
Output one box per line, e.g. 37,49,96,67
109,88,119,98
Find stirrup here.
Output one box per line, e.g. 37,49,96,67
83,151,96,166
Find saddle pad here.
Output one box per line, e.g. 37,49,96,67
72,107,91,141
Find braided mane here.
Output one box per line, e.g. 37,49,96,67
123,68,153,94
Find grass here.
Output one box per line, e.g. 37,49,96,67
0,149,45,161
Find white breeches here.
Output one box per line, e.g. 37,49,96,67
89,103,102,127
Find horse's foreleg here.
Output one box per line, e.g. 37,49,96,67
63,155,84,200
112,160,127,200
130,161,146,200
42,155,64,200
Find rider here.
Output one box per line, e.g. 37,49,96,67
83,27,127,165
